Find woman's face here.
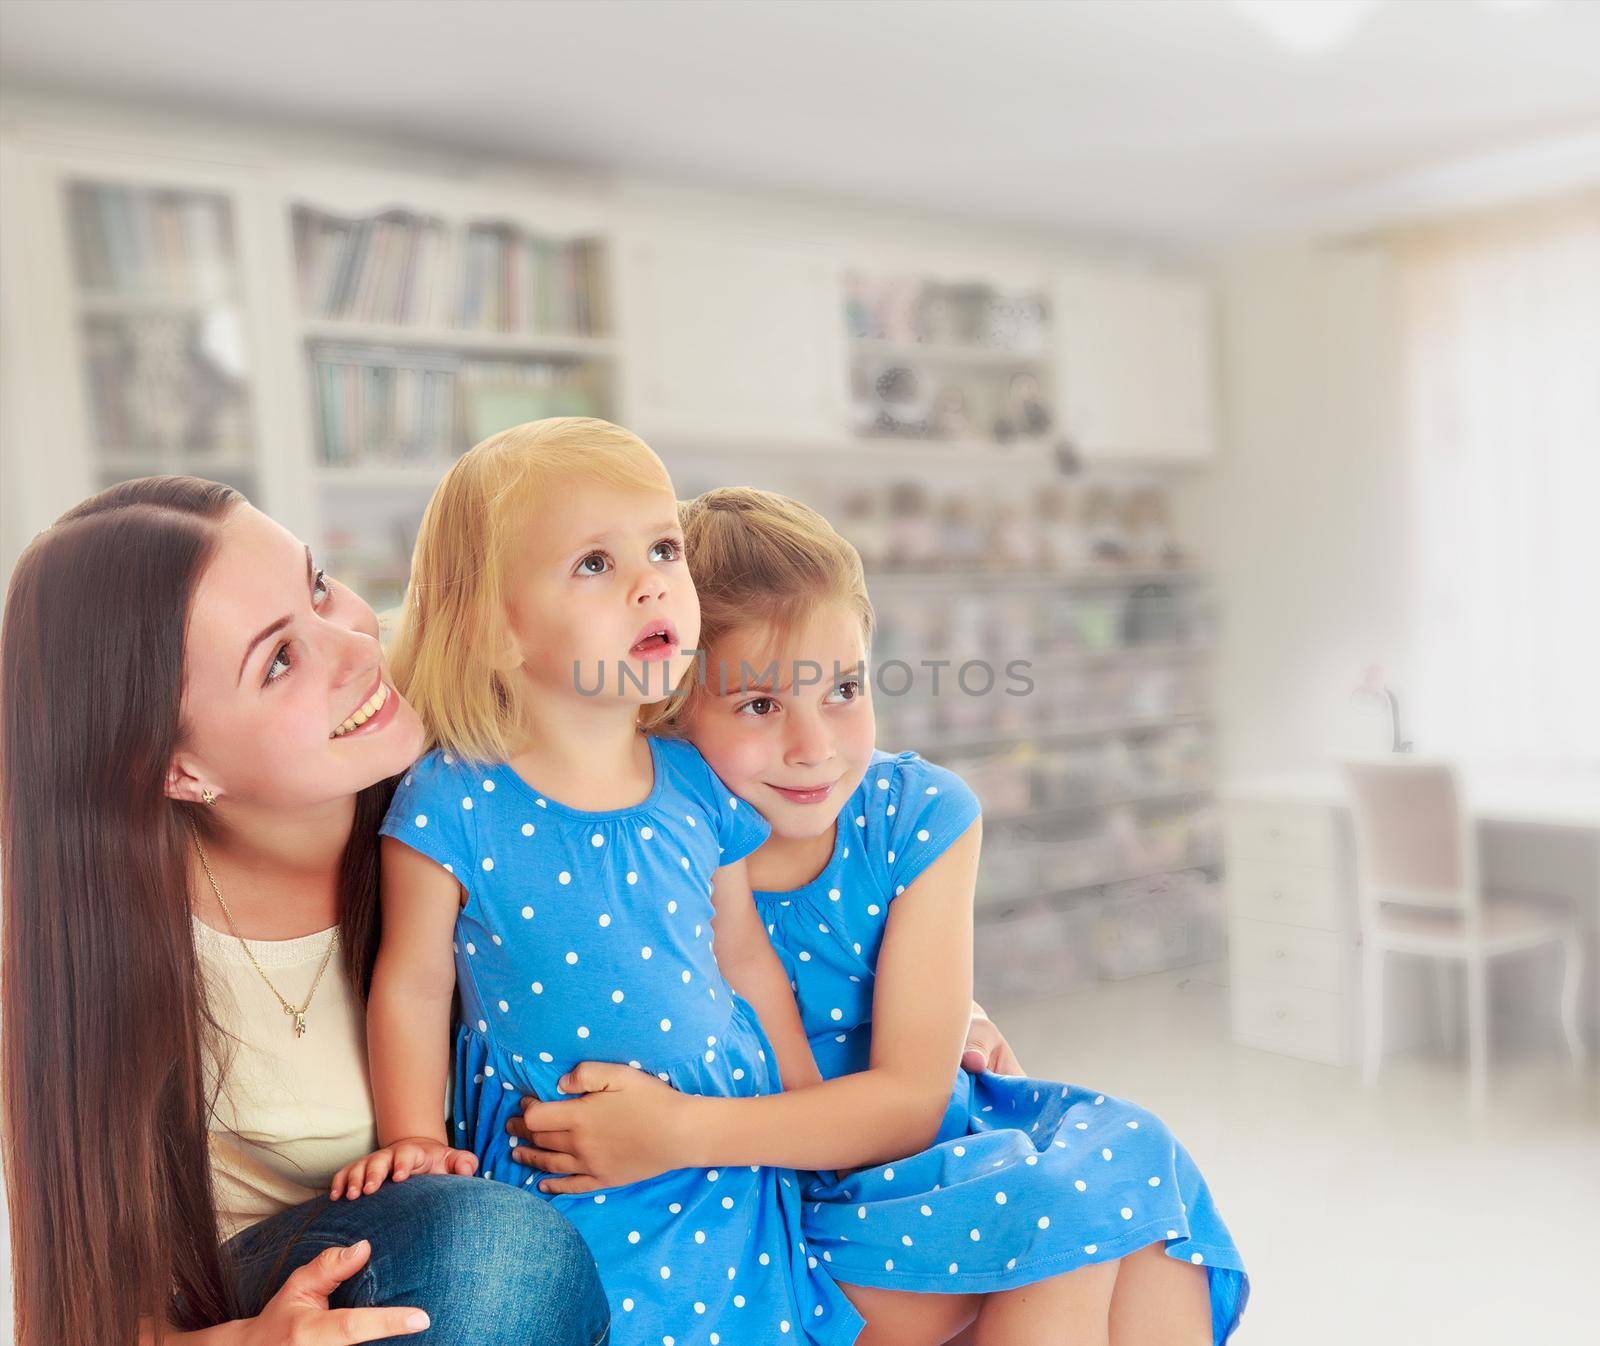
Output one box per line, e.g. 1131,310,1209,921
681,601,877,841
168,504,425,809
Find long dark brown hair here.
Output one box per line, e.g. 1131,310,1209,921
0,477,394,1345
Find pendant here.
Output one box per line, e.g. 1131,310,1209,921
289,1008,307,1038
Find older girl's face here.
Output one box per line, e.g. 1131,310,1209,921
168,504,424,810
681,601,877,842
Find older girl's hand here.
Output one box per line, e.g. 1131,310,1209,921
505,1062,693,1194
961,1000,1024,1076
242,1239,430,1344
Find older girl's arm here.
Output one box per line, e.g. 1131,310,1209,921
514,818,981,1184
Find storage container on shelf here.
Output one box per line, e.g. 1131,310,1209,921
1055,896,1102,992
974,897,1097,1002
1187,878,1227,964
959,746,1034,818
1036,591,1082,654
1133,806,1193,867
988,683,1031,737
1032,831,1117,892
1075,593,1125,651
1095,885,1170,980
986,593,1037,658
975,829,1038,906
938,674,994,737
1095,870,1226,979
1185,800,1222,860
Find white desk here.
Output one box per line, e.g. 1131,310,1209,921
1219,766,1600,1065
1225,767,1600,832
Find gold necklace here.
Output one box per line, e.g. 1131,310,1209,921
190,823,338,1039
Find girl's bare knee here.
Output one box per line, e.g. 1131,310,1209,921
1107,1241,1212,1346
974,1262,1118,1346
840,1281,980,1346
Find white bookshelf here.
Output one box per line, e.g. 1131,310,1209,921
0,114,1225,990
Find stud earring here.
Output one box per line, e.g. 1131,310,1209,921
202,787,217,806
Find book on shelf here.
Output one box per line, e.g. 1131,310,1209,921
70,182,235,298
293,206,607,335
309,343,610,468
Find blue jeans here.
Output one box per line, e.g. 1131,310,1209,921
222,1175,610,1345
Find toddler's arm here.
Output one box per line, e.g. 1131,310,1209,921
330,836,478,1198
708,856,824,1092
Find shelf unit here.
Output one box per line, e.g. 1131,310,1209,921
280,179,618,608
842,266,1056,450
856,554,1224,1002
1,119,1225,1006
20,160,273,508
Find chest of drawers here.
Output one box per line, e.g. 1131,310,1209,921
1224,797,1356,1064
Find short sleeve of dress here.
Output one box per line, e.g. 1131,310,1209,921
880,750,982,899
667,738,771,867
379,749,484,886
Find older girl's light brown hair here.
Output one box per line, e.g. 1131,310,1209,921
641,485,875,735
389,416,673,762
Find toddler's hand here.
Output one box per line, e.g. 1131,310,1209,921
330,1137,479,1200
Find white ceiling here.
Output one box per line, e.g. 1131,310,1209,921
3,0,1598,243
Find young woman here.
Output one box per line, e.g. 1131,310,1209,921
0,477,611,1346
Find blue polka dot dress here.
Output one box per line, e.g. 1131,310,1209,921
753,748,1249,1343
381,735,864,1346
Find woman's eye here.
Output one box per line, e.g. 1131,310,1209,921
312,568,331,605
651,538,682,563
737,697,778,718
577,552,612,576
265,643,292,684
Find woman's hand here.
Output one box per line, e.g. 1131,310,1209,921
330,1137,478,1200
505,1062,693,1194
960,1001,1024,1076
241,1240,430,1344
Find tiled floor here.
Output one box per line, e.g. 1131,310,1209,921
985,963,1598,1345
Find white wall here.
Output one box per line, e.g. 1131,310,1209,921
1181,237,1600,1042
1174,239,1417,781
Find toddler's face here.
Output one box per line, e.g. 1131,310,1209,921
501,480,700,706
175,504,426,809
683,601,877,841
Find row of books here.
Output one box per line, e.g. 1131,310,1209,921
311,345,608,467
293,207,607,334
69,183,237,297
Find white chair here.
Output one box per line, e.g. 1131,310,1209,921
1341,756,1585,1108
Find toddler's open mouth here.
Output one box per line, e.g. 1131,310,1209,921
629,619,680,661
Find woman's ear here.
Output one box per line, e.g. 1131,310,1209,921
164,753,216,806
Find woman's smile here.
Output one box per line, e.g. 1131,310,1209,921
330,676,397,739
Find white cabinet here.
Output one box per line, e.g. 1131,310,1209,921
1225,797,1356,1064
616,230,846,446
1224,791,1428,1066
1055,266,1216,463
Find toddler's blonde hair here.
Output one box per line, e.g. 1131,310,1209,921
641,486,875,736
390,417,673,762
